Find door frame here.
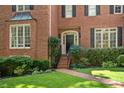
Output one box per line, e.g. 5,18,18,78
61,30,79,55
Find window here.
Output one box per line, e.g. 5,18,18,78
65,5,73,18
16,5,30,12
10,24,31,49
88,5,96,16
114,5,123,14
95,28,117,48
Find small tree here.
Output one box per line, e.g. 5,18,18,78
48,36,60,68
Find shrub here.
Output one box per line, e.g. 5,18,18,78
48,36,61,68
0,57,9,76
14,65,26,76
102,61,117,68
69,47,124,67
117,55,124,66
68,45,81,63
69,63,85,68
0,56,33,76
80,57,90,67
32,71,42,75
32,60,49,71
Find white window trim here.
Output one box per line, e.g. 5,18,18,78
114,5,123,14
9,24,31,49
65,5,73,18
16,5,30,12
94,27,118,48
88,5,96,16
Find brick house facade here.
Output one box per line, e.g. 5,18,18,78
0,5,124,60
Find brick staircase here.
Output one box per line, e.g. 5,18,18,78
57,55,69,69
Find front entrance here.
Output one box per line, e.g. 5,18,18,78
61,31,79,55
66,35,74,53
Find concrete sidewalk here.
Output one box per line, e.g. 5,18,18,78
56,69,124,88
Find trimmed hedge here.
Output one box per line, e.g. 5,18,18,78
69,46,124,67
0,56,33,76
32,60,49,71
117,55,124,67
0,56,50,77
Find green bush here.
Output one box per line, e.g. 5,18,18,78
102,61,117,68
80,57,90,67
32,60,49,71
68,45,81,63
48,36,61,68
69,46,124,67
14,65,26,76
117,55,124,66
0,56,33,76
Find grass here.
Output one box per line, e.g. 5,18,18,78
0,71,112,88
74,67,124,82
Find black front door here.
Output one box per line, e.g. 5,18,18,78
66,35,74,53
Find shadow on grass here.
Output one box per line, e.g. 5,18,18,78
0,72,111,88
94,73,111,79
0,81,111,88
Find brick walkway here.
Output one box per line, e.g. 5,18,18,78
56,69,124,88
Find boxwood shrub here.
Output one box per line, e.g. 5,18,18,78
0,56,50,77
0,56,33,76
32,60,49,71
69,46,124,68
117,55,124,67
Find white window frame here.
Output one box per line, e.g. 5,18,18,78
16,5,30,12
88,5,96,16
114,5,123,14
10,24,31,49
94,27,118,48
65,5,73,18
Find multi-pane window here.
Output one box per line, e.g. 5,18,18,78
65,5,73,18
114,5,123,14
17,5,30,12
88,5,96,16
95,28,117,48
10,24,31,49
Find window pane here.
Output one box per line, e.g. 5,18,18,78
11,26,17,47
10,25,31,48
25,5,30,11
89,5,96,16
65,5,72,18
110,32,116,47
96,33,101,48
103,32,109,48
18,5,23,11
95,28,117,48
115,5,122,13
18,26,23,47
11,26,16,37
25,26,30,37
18,26,23,37
25,26,30,47
11,37,17,47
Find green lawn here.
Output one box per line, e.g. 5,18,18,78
74,67,124,82
0,71,112,88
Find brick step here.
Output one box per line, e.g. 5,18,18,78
60,58,68,60
58,67,68,69
59,62,68,65
58,66,69,68
57,55,69,69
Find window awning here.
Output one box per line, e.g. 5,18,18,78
11,12,32,21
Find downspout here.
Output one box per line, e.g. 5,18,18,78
49,5,52,68
49,5,52,36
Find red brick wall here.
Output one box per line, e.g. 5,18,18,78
58,5,124,48
0,5,124,59
0,5,50,59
